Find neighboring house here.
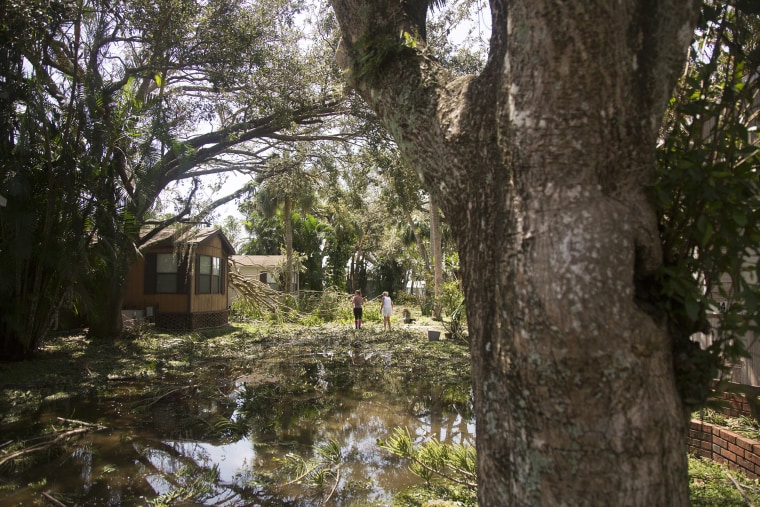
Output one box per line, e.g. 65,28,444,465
123,227,235,330
691,253,760,421
698,254,760,387
228,255,296,301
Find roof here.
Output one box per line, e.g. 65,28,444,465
141,227,235,255
230,255,285,268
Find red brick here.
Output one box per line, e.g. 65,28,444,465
728,442,744,457
737,455,754,472
714,437,728,449
720,448,737,462
738,437,754,452
747,453,760,467
718,429,737,445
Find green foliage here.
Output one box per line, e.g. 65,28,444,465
438,281,467,341
294,287,350,322
277,439,343,503
695,408,760,442
0,9,92,357
240,214,284,255
352,31,415,84
689,454,760,506
1,0,348,347
150,464,220,507
379,427,477,503
395,291,421,306
655,0,760,409
373,258,407,297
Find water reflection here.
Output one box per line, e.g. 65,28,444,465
1,349,474,506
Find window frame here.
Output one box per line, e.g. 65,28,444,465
196,254,224,294
155,253,179,294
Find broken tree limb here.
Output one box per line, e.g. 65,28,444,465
0,427,89,467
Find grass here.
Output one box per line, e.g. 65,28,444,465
695,408,760,442
689,454,760,506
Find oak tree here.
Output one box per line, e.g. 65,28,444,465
329,0,702,503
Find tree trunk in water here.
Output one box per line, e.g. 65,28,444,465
330,0,700,503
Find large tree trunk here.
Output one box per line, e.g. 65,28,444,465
87,227,135,338
88,257,129,338
330,0,700,503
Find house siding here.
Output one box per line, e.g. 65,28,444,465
190,239,228,314
123,251,189,314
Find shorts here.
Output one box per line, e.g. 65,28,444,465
353,307,363,320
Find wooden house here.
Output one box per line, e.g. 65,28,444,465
123,227,235,330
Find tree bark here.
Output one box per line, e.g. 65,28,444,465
87,253,130,338
330,0,700,504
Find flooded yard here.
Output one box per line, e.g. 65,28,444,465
0,324,475,506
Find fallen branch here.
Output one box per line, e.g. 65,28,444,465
143,386,191,407
56,417,104,428
0,428,89,467
324,466,341,505
41,491,67,507
727,471,755,507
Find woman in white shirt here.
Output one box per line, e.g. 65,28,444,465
381,291,393,331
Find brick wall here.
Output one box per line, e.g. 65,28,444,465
717,388,757,419
689,420,760,479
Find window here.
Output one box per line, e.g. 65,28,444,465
156,253,178,293
144,252,187,294
197,255,223,294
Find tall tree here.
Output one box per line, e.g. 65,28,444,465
248,150,320,292
329,0,701,503
0,0,94,358
1,0,350,346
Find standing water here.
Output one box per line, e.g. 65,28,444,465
0,326,475,505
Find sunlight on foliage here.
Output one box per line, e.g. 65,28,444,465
277,438,344,503
380,426,477,502
689,454,760,506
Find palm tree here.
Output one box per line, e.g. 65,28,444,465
252,152,318,293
